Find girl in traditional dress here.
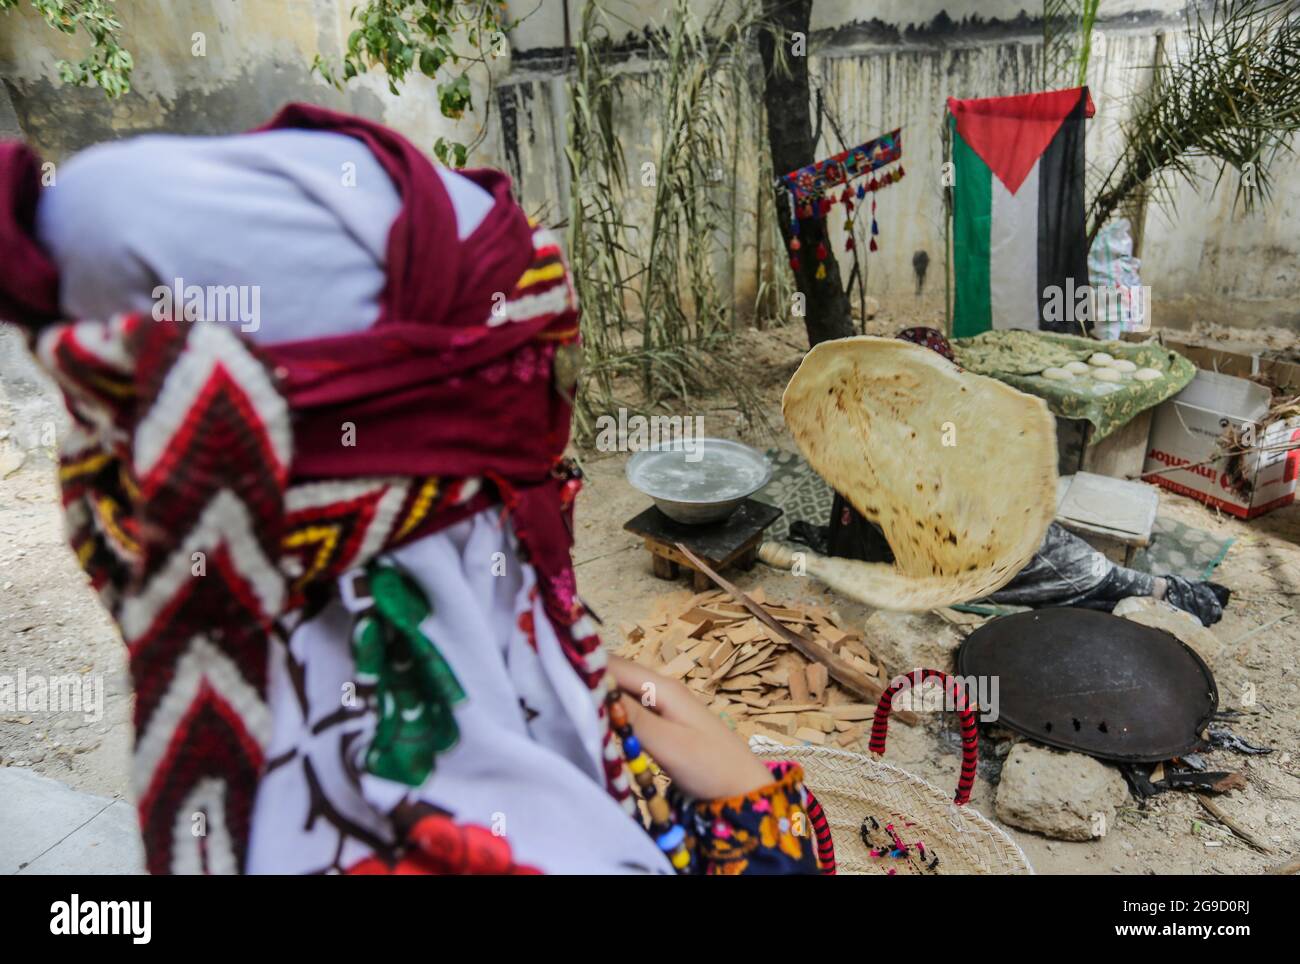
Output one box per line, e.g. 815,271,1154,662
0,105,819,875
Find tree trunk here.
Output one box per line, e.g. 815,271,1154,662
758,0,855,348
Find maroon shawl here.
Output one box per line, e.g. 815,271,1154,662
1,103,568,485
0,104,582,573
2,105,622,873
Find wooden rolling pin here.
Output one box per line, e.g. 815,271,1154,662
759,539,897,609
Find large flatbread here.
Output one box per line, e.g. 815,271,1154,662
778,336,1058,610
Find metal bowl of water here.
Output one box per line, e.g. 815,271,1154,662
626,437,772,524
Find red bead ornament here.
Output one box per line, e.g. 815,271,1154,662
790,237,801,251
845,236,855,251
815,242,828,260
869,238,878,252
560,477,582,510
609,700,628,729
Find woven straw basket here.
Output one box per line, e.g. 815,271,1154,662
749,668,1033,875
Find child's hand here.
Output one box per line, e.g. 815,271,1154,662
607,655,774,801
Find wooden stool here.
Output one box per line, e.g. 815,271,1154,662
1055,471,1158,567
623,499,784,591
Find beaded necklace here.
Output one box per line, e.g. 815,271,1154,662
606,688,692,873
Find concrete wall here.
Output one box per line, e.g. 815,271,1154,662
2,1,1296,327
498,0,1299,328
507,0,1180,51
0,0,502,161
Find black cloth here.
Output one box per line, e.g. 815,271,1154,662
790,496,1228,626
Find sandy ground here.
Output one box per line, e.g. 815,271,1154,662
2,316,1298,875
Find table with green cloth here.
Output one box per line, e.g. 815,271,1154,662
951,330,1196,441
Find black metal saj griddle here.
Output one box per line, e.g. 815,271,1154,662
956,608,1218,763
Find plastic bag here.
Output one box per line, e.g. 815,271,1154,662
1087,218,1147,340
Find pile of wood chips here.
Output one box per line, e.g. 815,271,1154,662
618,585,887,749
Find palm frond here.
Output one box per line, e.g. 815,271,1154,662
1087,0,1300,243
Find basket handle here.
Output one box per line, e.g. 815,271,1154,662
869,668,978,806
803,787,836,875
764,759,836,874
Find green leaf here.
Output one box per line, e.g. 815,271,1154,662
418,46,443,77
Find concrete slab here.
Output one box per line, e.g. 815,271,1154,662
0,766,145,874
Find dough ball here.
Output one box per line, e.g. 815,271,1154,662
1041,366,1075,381
1088,352,1115,367
1111,359,1137,373
1064,361,1091,375
1134,367,1162,381
1091,367,1122,382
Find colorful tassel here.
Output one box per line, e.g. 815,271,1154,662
815,263,827,280
869,238,878,252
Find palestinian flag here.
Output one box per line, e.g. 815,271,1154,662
948,87,1095,338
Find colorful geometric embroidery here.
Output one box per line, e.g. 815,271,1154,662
39,315,287,874
780,128,902,202
31,225,630,873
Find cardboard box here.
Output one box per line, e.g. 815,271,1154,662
1056,410,1154,480
1143,369,1300,519
1157,336,1300,393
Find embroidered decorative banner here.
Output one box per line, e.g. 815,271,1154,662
780,128,902,202
780,128,905,275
